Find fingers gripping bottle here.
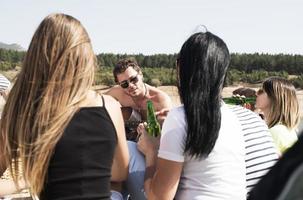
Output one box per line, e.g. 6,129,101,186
146,100,161,137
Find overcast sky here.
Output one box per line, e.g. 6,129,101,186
0,0,302,55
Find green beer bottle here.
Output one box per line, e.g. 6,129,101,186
146,100,161,137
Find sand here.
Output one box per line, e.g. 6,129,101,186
158,85,303,114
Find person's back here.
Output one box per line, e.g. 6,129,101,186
160,104,246,199
134,31,249,200
229,105,279,193
248,133,303,200
0,13,129,199
41,96,117,200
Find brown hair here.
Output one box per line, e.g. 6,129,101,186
113,57,142,82
0,13,96,196
262,77,300,129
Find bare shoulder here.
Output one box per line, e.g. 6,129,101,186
105,86,134,107
149,85,172,105
105,86,123,98
101,95,124,124
102,94,122,108
149,85,170,98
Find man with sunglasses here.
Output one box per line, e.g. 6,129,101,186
105,58,172,199
105,58,172,126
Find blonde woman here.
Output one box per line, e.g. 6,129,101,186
0,13,129,199
256,77,300,154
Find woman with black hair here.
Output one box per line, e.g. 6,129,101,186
136,32,247,199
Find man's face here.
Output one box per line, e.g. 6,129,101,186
117,67,144,97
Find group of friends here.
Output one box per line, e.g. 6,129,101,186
0,13,302,200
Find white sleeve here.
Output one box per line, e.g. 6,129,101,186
158,107,186,162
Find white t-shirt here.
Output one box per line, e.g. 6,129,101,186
158,104,246,200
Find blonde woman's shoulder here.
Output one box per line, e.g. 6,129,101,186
102,94,122,108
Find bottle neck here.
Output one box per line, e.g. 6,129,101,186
147,101,158,122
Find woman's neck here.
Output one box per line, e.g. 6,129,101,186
261,109,271,125
79,90,102,107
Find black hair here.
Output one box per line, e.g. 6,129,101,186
177,32,230,158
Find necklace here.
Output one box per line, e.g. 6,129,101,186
143,83,148,99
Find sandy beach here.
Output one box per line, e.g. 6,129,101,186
157,85,303,132
157,85,303,114
1,84,303,115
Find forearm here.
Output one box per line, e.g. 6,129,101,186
111,156,129,182
144,152,157,199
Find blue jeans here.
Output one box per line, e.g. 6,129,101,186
122,141,147,200
111,190,123,200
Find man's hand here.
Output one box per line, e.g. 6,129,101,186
155,108,170,126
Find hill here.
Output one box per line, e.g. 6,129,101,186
0,42,25,51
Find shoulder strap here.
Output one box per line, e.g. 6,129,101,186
101,95,105,107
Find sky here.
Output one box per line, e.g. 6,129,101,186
0,0,302,55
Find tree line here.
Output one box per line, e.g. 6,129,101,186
97,53,303,75
1,48,303,87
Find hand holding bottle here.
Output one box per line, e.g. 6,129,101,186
137,123,160,156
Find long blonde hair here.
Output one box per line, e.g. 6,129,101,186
0,13,96,196
262,77,300,129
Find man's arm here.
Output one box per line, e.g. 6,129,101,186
104,86,125,107
104,86,120,101
160,92,172,109
155,91,173,125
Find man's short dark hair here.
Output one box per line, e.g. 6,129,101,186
113,58,142,83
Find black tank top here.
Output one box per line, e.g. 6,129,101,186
41,96,117,200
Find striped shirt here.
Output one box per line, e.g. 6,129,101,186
0,74,10,92
229,105,279,194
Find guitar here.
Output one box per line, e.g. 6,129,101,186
121,107,143,142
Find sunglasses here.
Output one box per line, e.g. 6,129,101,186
119,75,139,89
